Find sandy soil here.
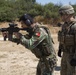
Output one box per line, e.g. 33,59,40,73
0,23,61,75
0,34,61,75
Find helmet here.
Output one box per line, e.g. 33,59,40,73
59,5,75,15
19,14,33,26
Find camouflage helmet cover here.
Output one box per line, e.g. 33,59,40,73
59,5,75,15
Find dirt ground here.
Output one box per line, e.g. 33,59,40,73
0,22,61,75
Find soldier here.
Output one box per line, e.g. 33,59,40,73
58,5,76,75
13,14,57,75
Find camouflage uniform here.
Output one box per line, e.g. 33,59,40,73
58,5,76,75
15,25,57,75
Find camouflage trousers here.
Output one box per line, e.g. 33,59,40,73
61,52,76,75
36,57,56,75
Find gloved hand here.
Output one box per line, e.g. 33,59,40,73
70,58,76,66
13,32,22,39
12,38,20,45
13,32,22,45
58,49,62,57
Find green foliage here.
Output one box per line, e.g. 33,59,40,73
28,3,44,17
0,0,76,24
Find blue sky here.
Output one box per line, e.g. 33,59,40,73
36,0,76,5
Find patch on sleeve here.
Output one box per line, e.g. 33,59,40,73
35,32,40,37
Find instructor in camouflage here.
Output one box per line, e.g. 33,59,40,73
13,14,57,75
58,5,76,75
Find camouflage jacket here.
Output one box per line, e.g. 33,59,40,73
19,24,56,58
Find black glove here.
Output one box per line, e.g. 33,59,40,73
58,49,62,57
70,58,76,66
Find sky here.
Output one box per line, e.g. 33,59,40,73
36,0,76,5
